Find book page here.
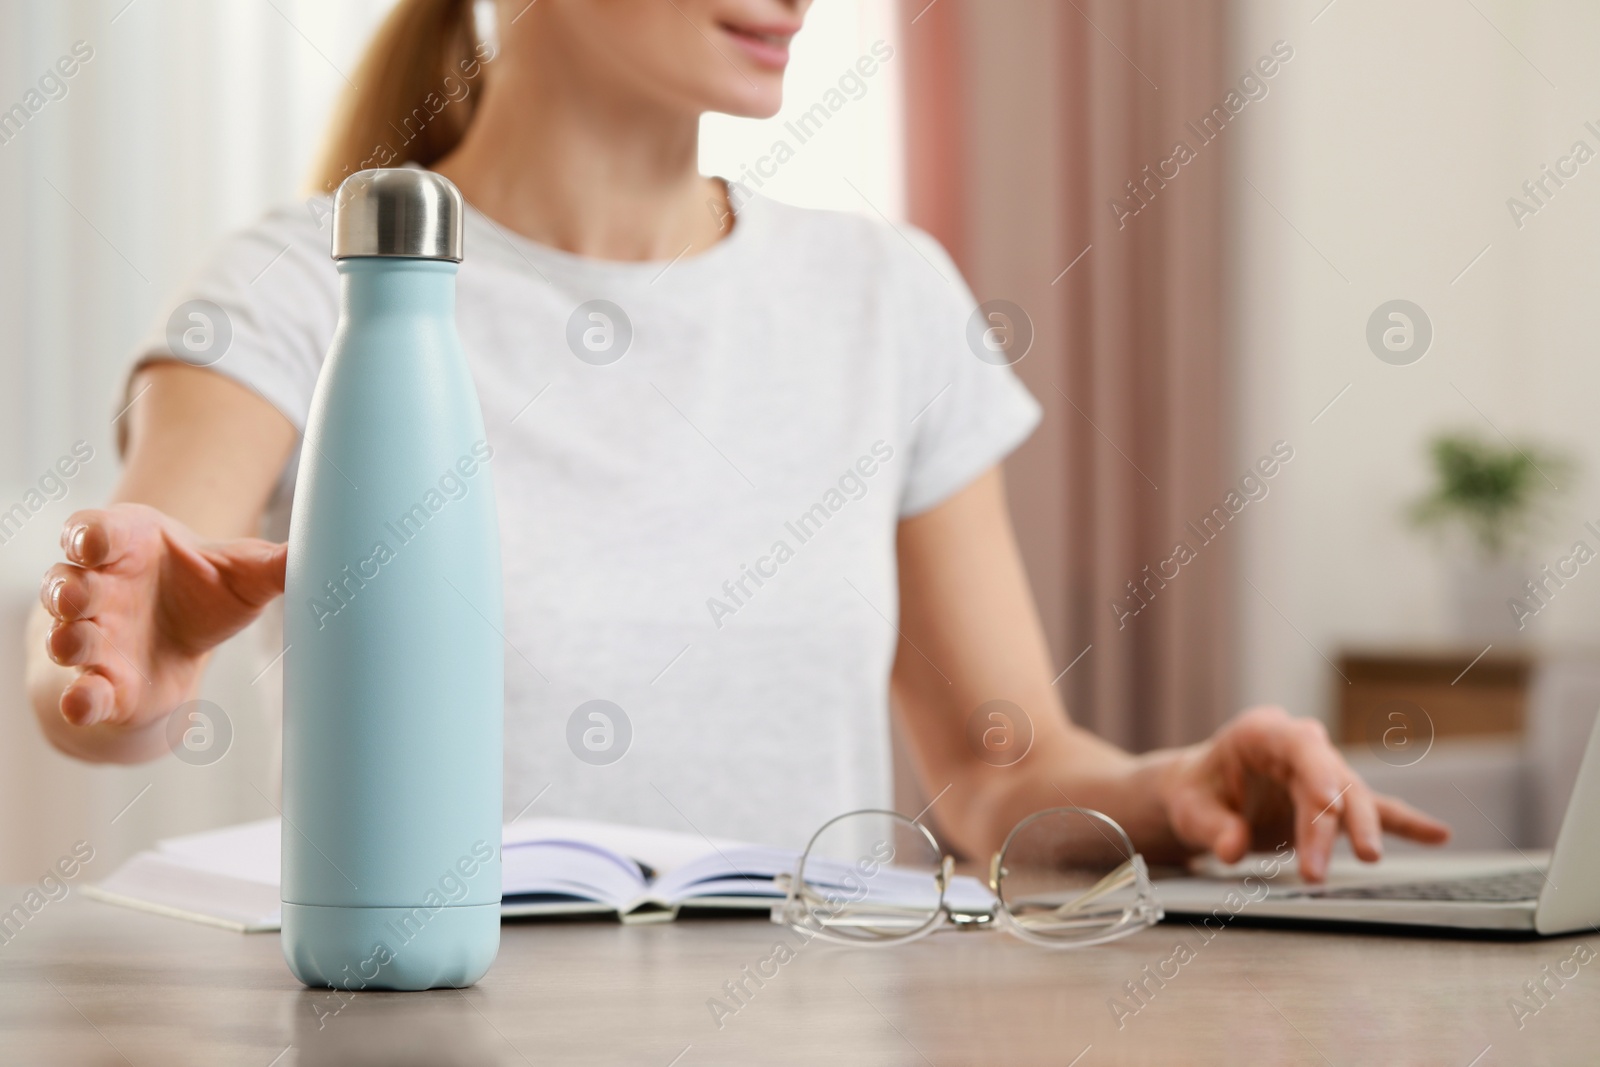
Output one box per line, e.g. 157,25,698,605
651,844,798,904
501,840,647,910
502,817,748,878
156,817,280,885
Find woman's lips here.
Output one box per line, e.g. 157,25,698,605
720,23,795,69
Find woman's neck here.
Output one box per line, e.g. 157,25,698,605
435,49,732,262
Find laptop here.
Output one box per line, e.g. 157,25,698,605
1154,709,1600,935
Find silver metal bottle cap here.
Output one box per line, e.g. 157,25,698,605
330,167,464,262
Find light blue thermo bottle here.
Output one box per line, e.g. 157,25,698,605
281,168,502,991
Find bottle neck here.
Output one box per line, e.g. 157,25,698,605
337,257,458,320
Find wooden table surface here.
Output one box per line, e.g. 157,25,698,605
1,887,1595,1066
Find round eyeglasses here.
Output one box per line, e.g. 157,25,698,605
771,806,1162,948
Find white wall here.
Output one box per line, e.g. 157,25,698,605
1232,0,1600,723
699,2,903,217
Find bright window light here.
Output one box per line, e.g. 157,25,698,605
698,3,904,220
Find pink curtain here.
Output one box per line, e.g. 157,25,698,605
900,0,1236,751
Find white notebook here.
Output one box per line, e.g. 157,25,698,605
85,817,994,933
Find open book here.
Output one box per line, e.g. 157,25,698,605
85,817,994,933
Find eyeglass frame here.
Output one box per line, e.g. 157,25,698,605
772,805,1164,949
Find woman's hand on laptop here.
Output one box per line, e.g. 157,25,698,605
889,467,1451,885
1158,705,1452,882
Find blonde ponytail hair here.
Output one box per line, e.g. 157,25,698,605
309,0,493,195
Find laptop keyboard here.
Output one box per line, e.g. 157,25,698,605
1294,868,1546,903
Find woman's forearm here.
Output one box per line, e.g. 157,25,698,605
968,726,1195,865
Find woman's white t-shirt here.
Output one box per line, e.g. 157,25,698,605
136,188,1040,849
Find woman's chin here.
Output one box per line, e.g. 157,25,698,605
703,81,785,121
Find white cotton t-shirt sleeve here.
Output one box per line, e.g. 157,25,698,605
128,200,335,433
890,227,1042,518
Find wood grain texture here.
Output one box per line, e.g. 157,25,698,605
0,888,1594,1065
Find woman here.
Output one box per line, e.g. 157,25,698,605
25,0,1446,879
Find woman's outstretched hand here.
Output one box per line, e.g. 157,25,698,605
1159,705,1452,882
33,503,286,748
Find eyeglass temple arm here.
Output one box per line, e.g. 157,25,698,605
1055,859,1140,915
988,857,1146,916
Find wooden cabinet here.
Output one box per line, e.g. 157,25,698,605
1336,649,1530,746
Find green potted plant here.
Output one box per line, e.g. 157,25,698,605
1408,431,1570,639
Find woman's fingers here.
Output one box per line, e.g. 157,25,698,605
1168,780,1252,863
37,503,284,738
59,671,116,727
1340,782,1384,863
40,562,102,621
1261,712,1406,873
1290,779,1341,882
1375,793,1452,844
1270,718,1349,882
47,619,147,727
61,508,139,569
45,618,102,667
1197,707,1452,879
